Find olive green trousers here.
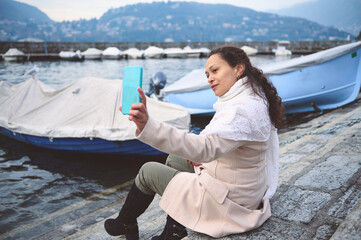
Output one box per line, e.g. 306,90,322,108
135,154,195,196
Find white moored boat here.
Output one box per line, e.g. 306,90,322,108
102,47,123,60
273,46,292,56
2,48,26,62
164,48,187,58
241,46,258,56
59,50,84,61
82,48,103,60
144,46,164,59
183,46,201,58
199,47,210,58
123,48,144,59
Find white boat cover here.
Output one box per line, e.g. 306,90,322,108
199,47,210,54
82,48,102,55
102,47,122,56
164,48,187,57
59,50,82,58
123,48,144,58
144,46,164,55
162,68,208,94
162,41,361,94
4,48,25,56
241,45,258,56
0,77,190,141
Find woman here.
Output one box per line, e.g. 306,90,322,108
104,45,284,240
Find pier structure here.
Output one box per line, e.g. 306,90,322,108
0,40,354,61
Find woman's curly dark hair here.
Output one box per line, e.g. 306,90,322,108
209,45,284,129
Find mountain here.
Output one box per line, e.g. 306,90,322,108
271,0,361,36
0,0,353,42
0,0,53,23
0,0,54,41
93,1,351,42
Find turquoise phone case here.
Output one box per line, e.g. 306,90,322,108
121,66,143,115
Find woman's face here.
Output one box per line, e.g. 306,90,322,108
205,53,242,97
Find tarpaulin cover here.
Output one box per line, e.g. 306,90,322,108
0,77,190,141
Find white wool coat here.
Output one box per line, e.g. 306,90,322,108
136,83,278,238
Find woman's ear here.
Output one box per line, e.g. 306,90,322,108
236,63,245,79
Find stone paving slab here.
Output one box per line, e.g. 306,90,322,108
184,219,306,240
330,199,361,240
272,186,331,223
294,155,361,190
328,184,361,219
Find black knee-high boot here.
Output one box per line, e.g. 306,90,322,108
152,215,188,240
104,182,155,239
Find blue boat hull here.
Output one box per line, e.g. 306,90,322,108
270,46,361,113
166,88,217,115
0,127,163,155
165,47,361,115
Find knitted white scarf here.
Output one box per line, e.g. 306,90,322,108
201,77,279,200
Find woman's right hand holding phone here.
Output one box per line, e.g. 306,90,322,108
120,87,149,134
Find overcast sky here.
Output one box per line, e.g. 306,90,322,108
16,0,314,21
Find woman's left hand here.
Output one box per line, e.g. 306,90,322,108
120,87,149,133
187,160,202,166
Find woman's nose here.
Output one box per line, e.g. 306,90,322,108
208,75,214,83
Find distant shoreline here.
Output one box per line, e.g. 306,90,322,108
0,40,354,59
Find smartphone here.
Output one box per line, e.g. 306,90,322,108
121,66,143,115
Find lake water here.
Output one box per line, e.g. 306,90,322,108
0,55,293,236
0,55,290,89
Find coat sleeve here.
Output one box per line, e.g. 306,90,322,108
136,116,244,163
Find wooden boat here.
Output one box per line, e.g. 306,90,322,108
0,77,190,155
162,41,361,115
